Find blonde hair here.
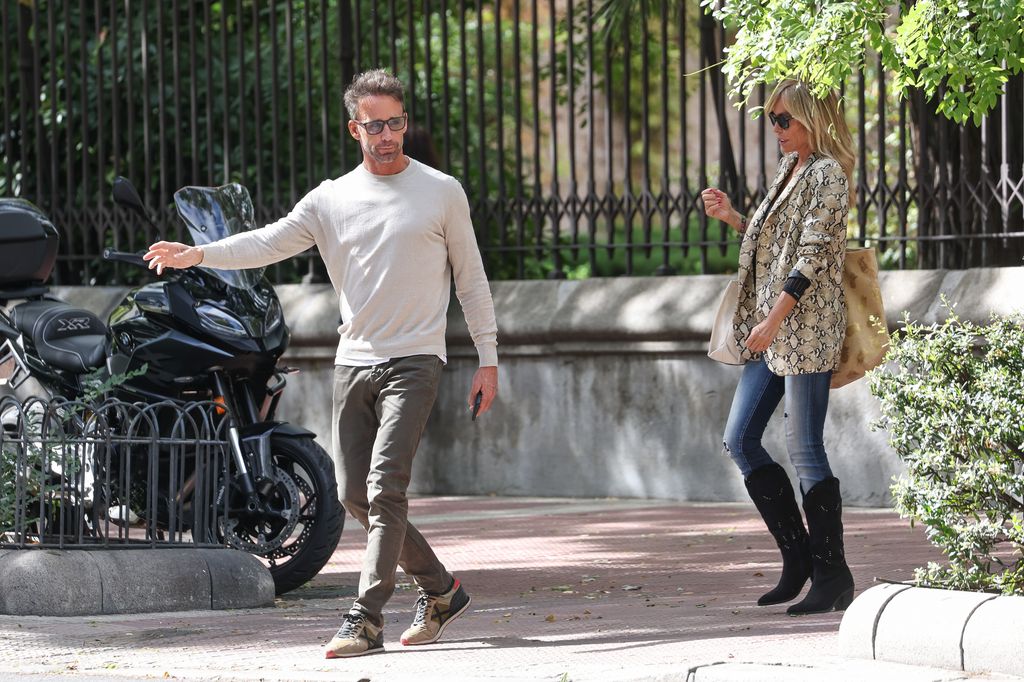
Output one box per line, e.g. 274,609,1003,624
766,80,855,192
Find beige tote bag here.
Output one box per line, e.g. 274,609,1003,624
707,279,744,365
831,247,891,389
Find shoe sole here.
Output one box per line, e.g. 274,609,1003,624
325,645,385,659
400,595,472,646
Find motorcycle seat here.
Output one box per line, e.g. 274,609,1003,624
10,300,108,373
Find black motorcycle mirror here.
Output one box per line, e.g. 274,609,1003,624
108,177,159,268
112,176,158,231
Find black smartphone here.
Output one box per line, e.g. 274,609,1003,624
471,390,483,421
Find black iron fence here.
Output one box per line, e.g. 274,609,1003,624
2,0,1023,284
0,395,231,549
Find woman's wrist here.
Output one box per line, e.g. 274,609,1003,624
734,210,747,232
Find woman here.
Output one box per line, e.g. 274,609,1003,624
701,80,855,615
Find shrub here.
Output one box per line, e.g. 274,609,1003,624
869,306,1024,594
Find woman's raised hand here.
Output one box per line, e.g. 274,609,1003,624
700,188,741,231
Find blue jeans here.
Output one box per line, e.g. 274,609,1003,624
722,357,833,492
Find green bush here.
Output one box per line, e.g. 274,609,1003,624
869,306,1024,595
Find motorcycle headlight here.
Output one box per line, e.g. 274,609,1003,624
195,303,248,338
265,298,284,333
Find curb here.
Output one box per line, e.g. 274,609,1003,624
838,584,1024,678
685,658,1018,682
0,548,274,616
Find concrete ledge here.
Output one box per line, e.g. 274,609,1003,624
0,549,103,616
56,267,1024,504
836,582,912,660
963,594,1024,678
687,658,996,682
0,549,273,616
89,550,212,614
874,588,995,670
838,584,1022,677
200,548,276,610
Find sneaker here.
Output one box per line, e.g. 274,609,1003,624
324,613,384,659
400,577,472,646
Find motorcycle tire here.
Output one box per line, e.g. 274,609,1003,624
236,436,344,595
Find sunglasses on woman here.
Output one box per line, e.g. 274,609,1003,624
768,112,794,130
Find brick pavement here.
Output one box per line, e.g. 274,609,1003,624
0,496,954,681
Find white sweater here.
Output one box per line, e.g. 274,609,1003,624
200,159,499,367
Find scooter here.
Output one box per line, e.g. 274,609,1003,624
0,179,343,594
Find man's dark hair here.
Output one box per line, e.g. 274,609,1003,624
344,69,405,119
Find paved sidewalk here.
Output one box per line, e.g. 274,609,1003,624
0,496,1017,681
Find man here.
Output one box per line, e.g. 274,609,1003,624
145,69,499,658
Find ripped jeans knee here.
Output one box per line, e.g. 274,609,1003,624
722,429,771,478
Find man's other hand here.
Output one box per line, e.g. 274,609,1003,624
468,366,498,418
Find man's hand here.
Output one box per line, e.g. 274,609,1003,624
468,366,498,418
144,241,204,275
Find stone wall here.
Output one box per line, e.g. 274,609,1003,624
57,266,1024,506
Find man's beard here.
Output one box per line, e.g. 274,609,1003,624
365,140,402,164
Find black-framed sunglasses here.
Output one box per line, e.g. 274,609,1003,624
768,112,794,130
353,113,408,135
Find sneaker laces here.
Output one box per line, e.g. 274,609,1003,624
335,612,366,639
411,591,439,627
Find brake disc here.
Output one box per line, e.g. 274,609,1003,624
217,466,301,554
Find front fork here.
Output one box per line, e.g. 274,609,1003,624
212,371,267,498
211,368,293,500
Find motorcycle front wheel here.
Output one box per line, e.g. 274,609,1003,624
217,435,344,594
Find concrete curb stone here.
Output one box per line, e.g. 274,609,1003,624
0,549,103,616
836,582,912,659
687,658,1017,682
874,587,996,670
199,548,275,610
838,584,1023,677
963,594,1024,678
0,548,272,616
88,549,212,614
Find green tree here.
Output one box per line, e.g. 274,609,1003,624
1,0,540,282
704,0,1023,125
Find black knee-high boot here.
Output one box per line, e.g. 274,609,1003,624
787,476,855,615
744,463,812,606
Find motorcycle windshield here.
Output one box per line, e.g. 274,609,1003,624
173,184,264,289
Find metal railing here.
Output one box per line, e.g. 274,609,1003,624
2,0,1022,284
0,395,232,549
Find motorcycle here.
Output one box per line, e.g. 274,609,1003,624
0,179,344,594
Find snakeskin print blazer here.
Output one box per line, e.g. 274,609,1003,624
731,151,849,375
